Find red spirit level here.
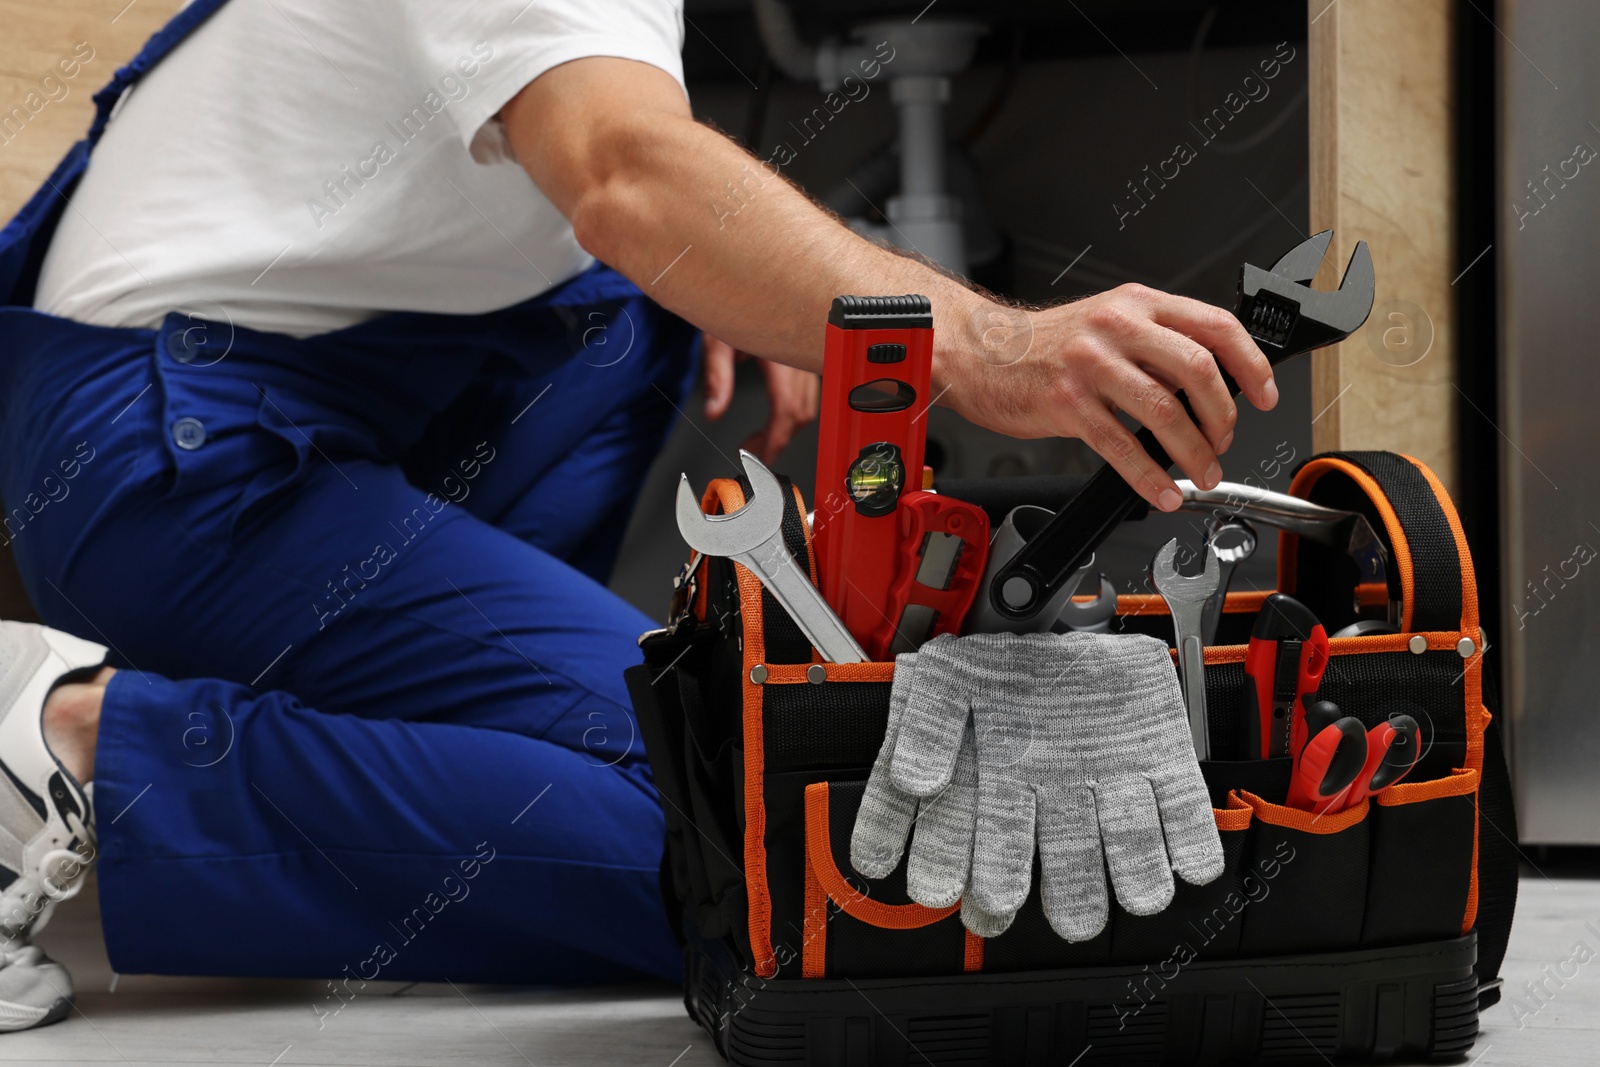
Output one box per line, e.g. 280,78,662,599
812,295,935,653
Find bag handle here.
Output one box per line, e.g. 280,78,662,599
1279,451,1477,636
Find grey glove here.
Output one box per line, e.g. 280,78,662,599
851,653,1013,938
890,632,1223,942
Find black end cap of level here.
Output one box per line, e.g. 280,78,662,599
829,295,932,330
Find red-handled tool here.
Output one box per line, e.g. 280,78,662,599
812,296,935,648
1333,712,1423,812
867,491,989,660
1242,594,1330,759
1286,698,1367,812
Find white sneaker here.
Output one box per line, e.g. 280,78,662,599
0,622,107,1031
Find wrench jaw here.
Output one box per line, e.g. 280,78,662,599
1236,239,1375,359
673,450,788,558
1151,538,1221,598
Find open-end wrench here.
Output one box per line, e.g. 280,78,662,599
676,451,867,664
1152,538,1219,759
1200,519,1257,645
985,231,1375,627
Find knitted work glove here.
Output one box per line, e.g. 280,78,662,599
890,632,1223,942
851,653,1013,938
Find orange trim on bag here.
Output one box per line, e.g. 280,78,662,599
1375,767,1479,807
964,930,984,972
1285,458,1415,631
1116,590,1272,618
1396,455,1486,935
704,479,779,978
1239,790,1369,834
802,838,830,979
804,783,960,930
1214,793,1254,832
1116,593,1168,616
755,661,896,685
791,483,819,587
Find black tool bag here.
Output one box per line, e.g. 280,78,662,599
625,451,1518,1065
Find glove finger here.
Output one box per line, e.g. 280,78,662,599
970,775,1036,919
1152,768,1225,887
851,655,917,879
961,895,1015,939
1093,775,1175,917
906,723,979,908
890,638,984,797
851,777,917,879
1037,786,1110,942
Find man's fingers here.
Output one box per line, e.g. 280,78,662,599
1149,293,1278,411
1099,365,1220,493
1128,320,1237,456
1062,383,1184,511
701,335,736,420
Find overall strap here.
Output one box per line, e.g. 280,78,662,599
87,0,233,148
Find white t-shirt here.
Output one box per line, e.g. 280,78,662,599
34,0,686,338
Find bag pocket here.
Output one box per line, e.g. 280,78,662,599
800,780,978,979
1110,793,1255,963
1362,767,1480,946
1236,790,1372,955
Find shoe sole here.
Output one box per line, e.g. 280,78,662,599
0,994,70,1032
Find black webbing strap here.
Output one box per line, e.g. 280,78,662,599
1322,450,1464,632
736,473,814,664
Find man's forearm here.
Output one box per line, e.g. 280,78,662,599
504,63,989,404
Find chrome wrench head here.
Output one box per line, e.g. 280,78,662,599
674,451,786,559
1200,519,1257,645
1151,538,1218,760
675,450,867,664
1150,538,1220,605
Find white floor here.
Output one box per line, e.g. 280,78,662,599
0,870,1586,1065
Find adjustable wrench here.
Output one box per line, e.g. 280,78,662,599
986,231,1375,627
676,451,867,664
1152,538,1219,759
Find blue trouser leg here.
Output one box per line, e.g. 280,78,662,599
0,297,698,981
96,672,673,983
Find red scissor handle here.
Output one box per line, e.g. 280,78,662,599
1329,713,1423,813
1287,699,1367,812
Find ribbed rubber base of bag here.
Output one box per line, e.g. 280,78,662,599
683,928,1480,1065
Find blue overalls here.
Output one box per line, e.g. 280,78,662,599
0,0,694,983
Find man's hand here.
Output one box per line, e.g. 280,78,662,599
946,285,1277,512
502,57,1277,512
702,335,820,464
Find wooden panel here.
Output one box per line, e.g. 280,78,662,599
1307,0,1457,491
0,0,185,218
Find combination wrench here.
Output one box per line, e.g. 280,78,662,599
676,451,867,664
1152,538,1220,759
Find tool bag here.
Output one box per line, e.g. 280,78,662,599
625,450,1518,1066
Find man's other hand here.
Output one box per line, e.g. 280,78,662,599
702,334,820,465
